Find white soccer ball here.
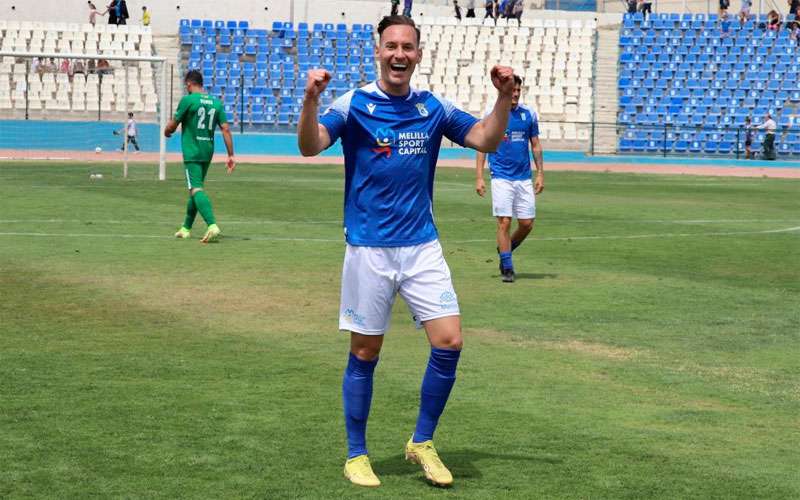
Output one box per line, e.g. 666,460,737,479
95,146,102,153
96,173,103,180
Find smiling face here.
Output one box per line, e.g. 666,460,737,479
375,24,422,96
511,82,521,108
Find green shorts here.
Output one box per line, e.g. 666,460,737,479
184,161,211,190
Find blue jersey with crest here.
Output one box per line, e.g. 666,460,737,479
319,82,479,247
486,104,539,181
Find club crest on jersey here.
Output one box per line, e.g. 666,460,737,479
372,127,395,158
366,103,376,115
521,113,527,121
416,103,429,117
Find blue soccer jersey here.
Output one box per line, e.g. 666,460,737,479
486,104,539,181
319,82,479,247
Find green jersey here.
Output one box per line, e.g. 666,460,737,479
174,92,227,162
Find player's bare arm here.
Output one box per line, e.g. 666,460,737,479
220,123,236,173
464,65,515,152
475,151,487,197
164,118,179,138
531,136,544,194
298,69,333,156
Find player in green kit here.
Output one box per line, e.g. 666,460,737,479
165,70,236,243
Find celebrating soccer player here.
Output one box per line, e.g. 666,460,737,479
165,70,235,243
297,15,515,488
475,74,544,282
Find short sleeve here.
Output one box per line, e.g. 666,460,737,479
319,91,354,146
437,95,479,147
174,96,190,122
529,111,540,138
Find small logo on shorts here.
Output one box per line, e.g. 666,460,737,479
343,308,366,327
439,291,458,310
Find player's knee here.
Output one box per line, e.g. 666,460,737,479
497,217,512,230
351,344,381,361
518,219,534,231
440,335,463,351
190,187,203,195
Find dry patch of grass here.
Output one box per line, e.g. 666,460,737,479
468,328,642,361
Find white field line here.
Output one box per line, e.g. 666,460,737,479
0,226,798,243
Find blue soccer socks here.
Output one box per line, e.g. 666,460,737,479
343,353,378,459
499,251,514,271
413,348,461,443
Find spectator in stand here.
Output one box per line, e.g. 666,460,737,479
402,0,413,17
790,0,800,17
767,9,781,30
454,0,462,20
96,58,111,75
106,0,118,25
502,0,514,18
88,1,104,26
756,113,777,160
31,56,41,75
627,0,638,15
484,0,495,19
73,59,86,75
789,21,800,41
744,117,754,159
391,0,400,16
465,0,476,17
738,0,752,24
115,0,130,25
59,58,71,74
511,0,523,25
638,0,653,20
43,57,56,73
719,0,730,18
141,6,151,26
494,0,501,20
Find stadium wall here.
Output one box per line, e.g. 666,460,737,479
1,0,608,35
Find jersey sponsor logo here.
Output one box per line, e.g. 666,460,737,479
372,127,395,158
416,102,429,117
371,128,431,158
366,103,376,114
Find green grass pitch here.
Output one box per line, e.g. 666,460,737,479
1,161,798,499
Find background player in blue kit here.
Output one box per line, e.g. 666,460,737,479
297,15,515,488
475,75,544,282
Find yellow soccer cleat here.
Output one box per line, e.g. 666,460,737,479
405,438,453,487
343,454,381,487
200,223,221,243
174,227,191,239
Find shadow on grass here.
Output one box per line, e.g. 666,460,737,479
492,273,559,280
371,448,561,482
514,273,558,280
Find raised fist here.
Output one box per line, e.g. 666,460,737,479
490,65,516,97
305,69,332,100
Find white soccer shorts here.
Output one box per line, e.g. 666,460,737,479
338,239,460,335
491,178,536,219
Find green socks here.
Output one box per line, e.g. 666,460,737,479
192,190,216,226
183,195,198,229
